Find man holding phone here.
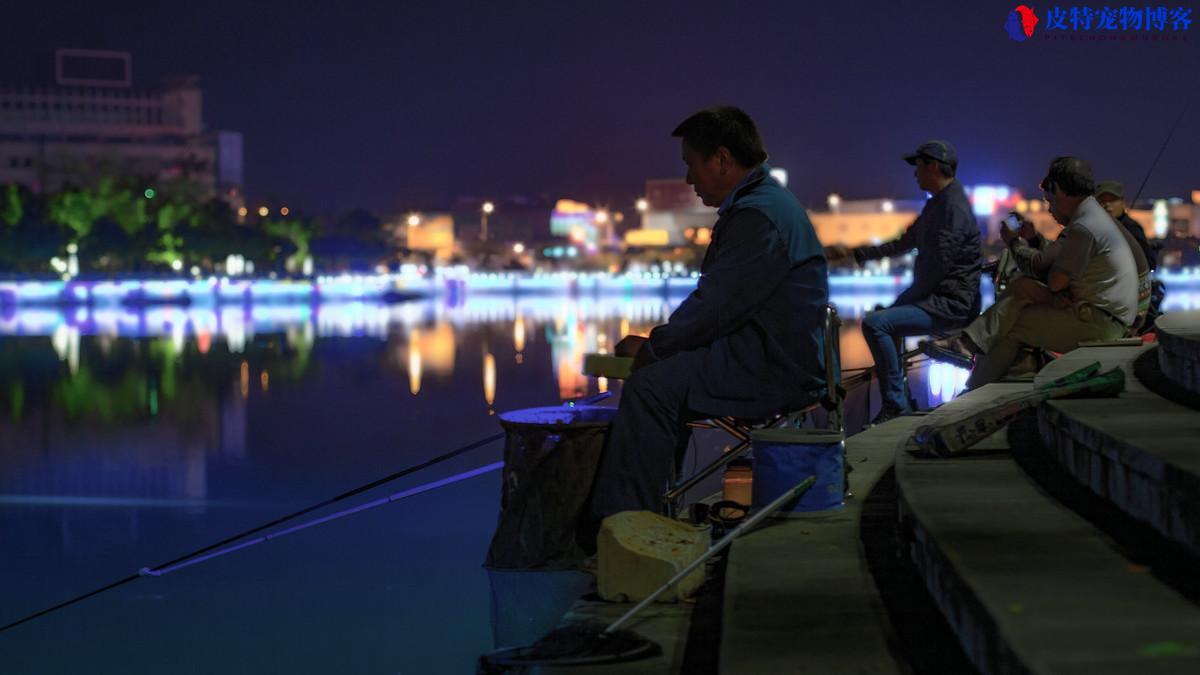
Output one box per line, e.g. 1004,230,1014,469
932,157,1137,388
925,211,1067,367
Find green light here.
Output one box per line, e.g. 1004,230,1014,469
144,188,156,199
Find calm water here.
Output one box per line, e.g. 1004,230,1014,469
2,284,1195,673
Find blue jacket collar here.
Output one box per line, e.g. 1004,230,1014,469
718,162,771,216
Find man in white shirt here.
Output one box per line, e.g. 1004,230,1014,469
965,157,1138,387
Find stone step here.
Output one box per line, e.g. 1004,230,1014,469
718,416,923,675
896,383,1200,674
1035,344,1200,557
1155,310,1200,396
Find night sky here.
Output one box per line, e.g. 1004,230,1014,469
3,1,1198,217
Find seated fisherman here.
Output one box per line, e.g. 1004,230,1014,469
1096,179,1158,331
589,106,829,520
825,140,981,423
936,157,1138,389
925,214,1066,368
1096,180,1156,271
931,178,1152,372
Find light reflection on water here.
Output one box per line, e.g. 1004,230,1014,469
2,293,960,415
2,285,1195,671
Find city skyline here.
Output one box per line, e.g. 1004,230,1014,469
2,1,1198,218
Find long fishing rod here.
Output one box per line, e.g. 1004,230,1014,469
1128,96,1191,207
0,430,505,634
2,390,615,635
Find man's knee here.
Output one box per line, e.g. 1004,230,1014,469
862,311,888,338
1008,276,1053,304
622,367,654,400
620,352,692,409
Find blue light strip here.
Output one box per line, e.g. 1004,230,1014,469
3,266,1198,309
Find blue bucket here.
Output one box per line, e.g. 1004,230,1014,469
750,429,845,515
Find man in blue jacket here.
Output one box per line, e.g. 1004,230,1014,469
590,106,829,519
828,140,981,424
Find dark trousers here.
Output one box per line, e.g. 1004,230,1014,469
589,349,710,520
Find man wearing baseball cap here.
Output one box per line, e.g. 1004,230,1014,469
962,157,1138,387
827,140,982,424
1095,180,1156,271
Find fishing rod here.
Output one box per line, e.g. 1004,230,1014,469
1128,96,1191,208
0,432,505,634
0,392,610,635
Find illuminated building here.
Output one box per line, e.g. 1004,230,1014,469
551,199,599,248
810,199,922,247
449,196,553,245
626,179,716,247
390,212,456,261
0,49,243,208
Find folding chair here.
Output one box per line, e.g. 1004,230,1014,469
659,304,845,515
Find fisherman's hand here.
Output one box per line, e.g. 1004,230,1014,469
615,335,648,358
630,343,656,372
824,245,852,263
1000,221,1018,245
1017,215,1038,241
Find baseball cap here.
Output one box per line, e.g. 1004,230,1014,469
1094,180,1125,199
903,140,958,169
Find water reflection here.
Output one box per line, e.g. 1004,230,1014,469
13,286,1200,671
0,292,1025,426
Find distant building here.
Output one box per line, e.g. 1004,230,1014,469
387,212,456,261
628,178,717,247
449,195,555,247
811,198,923,247
0,48,243,207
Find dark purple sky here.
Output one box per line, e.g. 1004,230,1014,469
4,1,1198,217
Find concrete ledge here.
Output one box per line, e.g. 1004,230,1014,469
1156,310,1200,395
896,383,1200,674
718,416,922,675
1036,345,1200,557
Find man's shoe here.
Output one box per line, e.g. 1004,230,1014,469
921,336,975,369
868,408,906,427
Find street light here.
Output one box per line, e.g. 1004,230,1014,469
635,198,649,212
481,201,494,242
407,214,421,227
280,206,290,216
827,193,841,211
258,206,269,217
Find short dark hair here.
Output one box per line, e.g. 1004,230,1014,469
671,106,768,167
1040,156,1095,197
